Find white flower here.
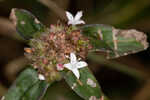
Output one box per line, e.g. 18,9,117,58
64,53,87,79
66,11,85,25
38,74,45,80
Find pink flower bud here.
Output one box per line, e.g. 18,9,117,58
56,64,64,71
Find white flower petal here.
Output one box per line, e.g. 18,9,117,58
1,96,5,100
64,63,72,70
72,68,80,79
66,11,74,21
76,61,87,68
74,11,83,21
74,20,85,25
68,20,74,25
70,53,77,64
38,74,45,80
66,11,85,25
63,52,88,79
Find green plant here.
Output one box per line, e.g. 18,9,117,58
2,8,148,100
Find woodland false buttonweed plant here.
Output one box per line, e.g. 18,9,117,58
3,8,149,100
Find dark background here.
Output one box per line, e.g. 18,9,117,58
0,0,150,100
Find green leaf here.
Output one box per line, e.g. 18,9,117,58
4,67,49,100
22,81,49,100
61,67,108,100
81,24,148,59
10,8,45,39
42,81,83,100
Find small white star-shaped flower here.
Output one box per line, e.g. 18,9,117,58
38,74,45,80
64,53,87,79
66,11,85,25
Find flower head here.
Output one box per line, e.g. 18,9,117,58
64,53,87,79
66,11,85,25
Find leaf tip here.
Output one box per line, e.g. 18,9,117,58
113,28,149,50
10,8,17,27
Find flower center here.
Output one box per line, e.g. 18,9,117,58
71,62,78,69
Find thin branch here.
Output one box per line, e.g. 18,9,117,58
88,54,150,80
39,0,67,21
0,17,17,39
132,80,150,100
4,57,28,81
0,83,7,96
